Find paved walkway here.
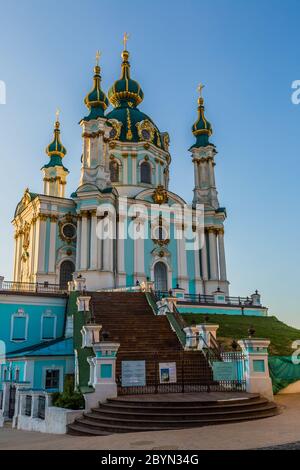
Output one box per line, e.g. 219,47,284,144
0,394,299,450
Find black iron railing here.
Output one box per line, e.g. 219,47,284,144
25,395,32,416
0,281,65,295
154,291,258,307
38,395,46,420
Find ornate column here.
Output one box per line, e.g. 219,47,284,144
131,153,137,185
102,214,114,272
122,154,128,184
117,214,126,286
176,222,189,292
80,211,88,270
194,229,203,294
76,216,82,271
208,227,218,280
200,234,209,282
134,217,145,282
37,215,47,274
193,159,200,188
217,228,227,281
48,215,57,274
90,210,98,270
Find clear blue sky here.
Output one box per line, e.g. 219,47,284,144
0,0,299,327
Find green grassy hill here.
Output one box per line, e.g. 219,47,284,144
181,313,300,356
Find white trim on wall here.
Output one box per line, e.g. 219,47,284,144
10,309,29,343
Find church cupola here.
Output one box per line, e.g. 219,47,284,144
42,110,69,198
190,84,213,149
108,34,144,108
83,51,109,121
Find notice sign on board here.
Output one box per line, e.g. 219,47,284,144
212,361,237,381
121,360,146,387
159,362,177,384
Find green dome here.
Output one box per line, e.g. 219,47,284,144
43,119,68,171
84,64,109,120
106,106,162,147
191,96,213,149
108,50,144,108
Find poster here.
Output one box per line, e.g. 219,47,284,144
121,360,146,387
159,362,177,383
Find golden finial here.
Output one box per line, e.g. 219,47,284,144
197,83,205,98
123,32,130,51
95,50,101,66
55,108,60,129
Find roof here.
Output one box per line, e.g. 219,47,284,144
7,337,74,358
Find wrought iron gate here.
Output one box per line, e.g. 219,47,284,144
8,385,16,419
117,350,246,395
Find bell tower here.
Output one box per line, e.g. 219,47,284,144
42,111,69,198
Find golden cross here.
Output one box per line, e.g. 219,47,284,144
123,32,130,50
197,83,205,97
95,50,101,66
55,108,60,122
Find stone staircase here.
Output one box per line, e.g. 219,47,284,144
68,394,279,435
68,291,278,436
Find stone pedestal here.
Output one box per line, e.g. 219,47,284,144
76,295,91,313
238,338,273,401
81,324,102,348
85,342,120,409
196,324,219,348
212,289,226,304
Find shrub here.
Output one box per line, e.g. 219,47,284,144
51,374,85,410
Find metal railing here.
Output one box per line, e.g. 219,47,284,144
25,395,32,416
0,281,65,295
38,395,46,420
154,291,258,307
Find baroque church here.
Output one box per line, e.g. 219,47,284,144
12,41,228,296
0,38,272,434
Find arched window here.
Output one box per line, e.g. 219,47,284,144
59,260,75,289
154,261,168,292
140,161,151,184
110,160,119,183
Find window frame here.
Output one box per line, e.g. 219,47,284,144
10,309,29,343
40,310,57,341
140,161,152,184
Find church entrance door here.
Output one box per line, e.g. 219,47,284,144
154,262,168,292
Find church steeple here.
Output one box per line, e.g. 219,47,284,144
83,51,109,121
190,85,219,209
108,33,144,108
42,110,69,198
190,84,213,149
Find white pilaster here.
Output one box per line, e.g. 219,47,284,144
90,211,98,270
37,216,47,273
75,217,82,271
80,212,88,270
48,217,57,274
131,154,137,185
218,228,227,281
208,228,218,280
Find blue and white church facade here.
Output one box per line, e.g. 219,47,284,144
12,47,230,297
0,44,268,423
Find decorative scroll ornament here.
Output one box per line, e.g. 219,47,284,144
162,133,170,151
152,185,168,205
108,119,122,140
136,119,155,142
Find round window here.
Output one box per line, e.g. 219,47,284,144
62,223,76,240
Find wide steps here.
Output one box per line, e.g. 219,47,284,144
67,395,279,436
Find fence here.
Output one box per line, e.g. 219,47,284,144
0,281,65,295
117,350,246,395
